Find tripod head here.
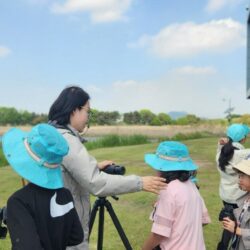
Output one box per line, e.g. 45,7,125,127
98,196,119,201
111,196,119,201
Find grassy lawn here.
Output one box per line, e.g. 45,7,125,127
0,137,244,249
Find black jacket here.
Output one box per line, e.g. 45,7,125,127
7,183,83,250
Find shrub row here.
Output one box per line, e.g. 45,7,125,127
158,131,214,142
85,134,149,150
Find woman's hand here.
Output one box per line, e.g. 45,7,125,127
142,176,167,194
222,217,235,233
97,160,113,170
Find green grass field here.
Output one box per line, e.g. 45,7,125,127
0,137,245,250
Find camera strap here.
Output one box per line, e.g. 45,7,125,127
239,200,250,223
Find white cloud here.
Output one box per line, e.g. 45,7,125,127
0,46,11,57
89,67,250,118
130,18,245,58
51,0,132,22
205,0,243,12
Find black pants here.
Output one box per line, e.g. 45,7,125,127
217,201,238,250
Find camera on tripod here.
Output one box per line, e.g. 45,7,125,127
0,206,7,239
102,164,126,175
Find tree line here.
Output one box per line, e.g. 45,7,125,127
0,106,213,126
71,109,201,125
0,107,48,125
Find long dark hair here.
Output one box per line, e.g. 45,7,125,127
218,138,238,171
48,86,90,125
160,170,190,184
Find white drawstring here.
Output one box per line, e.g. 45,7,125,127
24,139,59,169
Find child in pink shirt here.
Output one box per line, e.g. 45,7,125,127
142,141,211,250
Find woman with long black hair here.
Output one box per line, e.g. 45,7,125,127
216,124,250,250
48,85,166,250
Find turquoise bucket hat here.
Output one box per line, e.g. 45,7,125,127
2,123,69,189
226,124,250,142
145,141,198,171
242,124,250,137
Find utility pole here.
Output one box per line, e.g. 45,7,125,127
223,98,234,124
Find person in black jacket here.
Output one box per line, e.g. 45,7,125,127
2,123,83,250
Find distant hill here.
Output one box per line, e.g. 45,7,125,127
168,111,188,120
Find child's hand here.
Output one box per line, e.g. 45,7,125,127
222,217,235,233
141,176,167,194
218,137,228,145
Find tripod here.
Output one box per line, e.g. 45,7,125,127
89,196,132,250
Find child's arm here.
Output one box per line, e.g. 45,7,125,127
142,232,165,250
201,197,211,226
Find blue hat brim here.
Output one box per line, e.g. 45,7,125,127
2,128,63,189
145,154,198,171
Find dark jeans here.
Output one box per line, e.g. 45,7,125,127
217,201,238,250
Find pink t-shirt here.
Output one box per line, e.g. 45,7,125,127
150,180,211,250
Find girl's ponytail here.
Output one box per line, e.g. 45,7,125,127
218,138,237,171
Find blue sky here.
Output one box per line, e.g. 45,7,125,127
0,0,250,118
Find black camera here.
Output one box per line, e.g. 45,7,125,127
0,206,7,239
218,205,235,221
103,164,126,175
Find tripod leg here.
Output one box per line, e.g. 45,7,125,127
89,201,99,236
105,200,132,250
97,204,105,250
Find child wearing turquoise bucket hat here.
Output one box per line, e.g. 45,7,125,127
2,123,83,250
142,141,211,250
216,123,250,250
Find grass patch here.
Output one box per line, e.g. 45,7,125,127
158,131,214,142
85,134,149,150
0,145,8,168
0,137,239,249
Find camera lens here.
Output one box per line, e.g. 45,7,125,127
115,166,126,175
103,164,126,175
